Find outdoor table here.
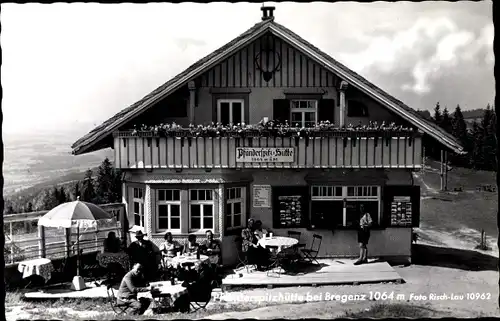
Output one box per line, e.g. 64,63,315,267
169,254,210,270
141,281,188,315
97,251,130,272
17,258,54,283
258,236,298,252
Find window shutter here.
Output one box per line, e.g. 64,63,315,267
273,99,290,123
318,99,335,123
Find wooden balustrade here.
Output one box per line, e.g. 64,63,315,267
113,131,423,170
4,203,126,265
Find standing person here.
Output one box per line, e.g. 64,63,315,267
116,263,152,315
241,218,269,271
200,230,222,266
127,231,160,280
354,205,373,265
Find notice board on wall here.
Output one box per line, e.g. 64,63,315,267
390,196,412,226
383,185,420,227
253,185,271,208
272,186,308,228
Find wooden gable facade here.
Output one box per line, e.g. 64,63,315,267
126,32,406,129
195,32,339,89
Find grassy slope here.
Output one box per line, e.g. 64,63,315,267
415,160,498,245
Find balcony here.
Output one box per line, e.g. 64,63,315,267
113,130,423,169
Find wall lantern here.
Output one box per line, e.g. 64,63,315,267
254,47,282,82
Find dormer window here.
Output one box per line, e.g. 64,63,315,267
347,100,369,117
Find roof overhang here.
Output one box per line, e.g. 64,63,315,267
72,20,465,156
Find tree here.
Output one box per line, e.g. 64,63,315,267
81,169,96,202
433,102,442,126
451,105,469,166
482,105,497,171
110,169,123,203
59,187,67,204
441,107,452,133
95,158,114,204
72,182,81,201
471,121,485,170
43,188,59,210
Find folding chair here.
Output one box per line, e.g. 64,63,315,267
287,231,306,249
234,237,256,274
106,283,132,315
266,246,297,277
265,245,282,277
180,262,197,283
301,234,322,265
185,267,213,312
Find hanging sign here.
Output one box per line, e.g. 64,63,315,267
253,185,271,208
236,147,294,163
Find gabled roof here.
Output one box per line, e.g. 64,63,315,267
72,18,466,155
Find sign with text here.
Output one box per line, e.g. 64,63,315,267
236,147,294,163
253,185,271,208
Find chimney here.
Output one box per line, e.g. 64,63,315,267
261,6,275,21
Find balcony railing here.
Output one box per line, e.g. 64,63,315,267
113,130,423,169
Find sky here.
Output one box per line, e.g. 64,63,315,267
1,2,494,139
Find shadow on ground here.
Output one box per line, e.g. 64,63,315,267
412,244,498,272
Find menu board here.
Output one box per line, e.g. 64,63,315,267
390,196,412,226
278,195,303,227
253,185,271,208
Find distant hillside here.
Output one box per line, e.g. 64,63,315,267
462,109,486,120
4,166,100,214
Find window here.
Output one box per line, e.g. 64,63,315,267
345,186,380,228
217,99,244,125
347,100,369,117
290,100,317,128
310,185,380,228
311,185,343,228
346,186,378,198
226,187,245,229
157,189,181,231
189,189,214,232
132,188,144,227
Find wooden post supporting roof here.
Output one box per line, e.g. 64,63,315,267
440,149,449,191
188,81,196,124
339,81,348,127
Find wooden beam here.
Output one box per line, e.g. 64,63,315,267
440,149,445,191
339,81,348,127
38,225,46,258
188,81,196,124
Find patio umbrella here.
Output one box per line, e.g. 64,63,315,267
38,198,116,289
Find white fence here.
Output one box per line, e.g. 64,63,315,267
4,203,126,265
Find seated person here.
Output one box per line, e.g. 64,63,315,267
127,231,160,281
241,218,269,271
183,234,200,255
116,263,152,315
160,232,182,258
253,220,270,240
200,230,222,266
103,231,122,253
